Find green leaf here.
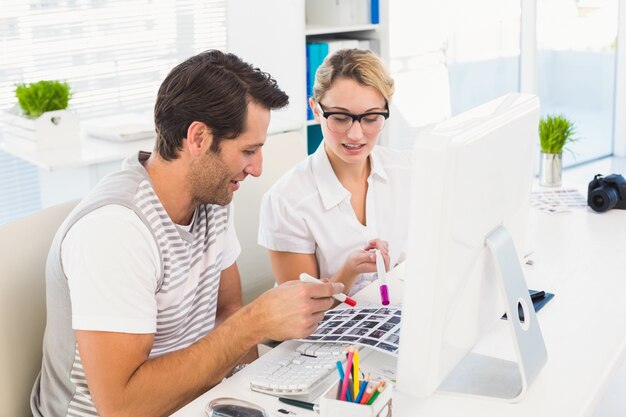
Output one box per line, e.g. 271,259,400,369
538,114,577,154
14,80,72,118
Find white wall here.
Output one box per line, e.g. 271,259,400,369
227,0,306,126
233,130,307,302
387,0,451,150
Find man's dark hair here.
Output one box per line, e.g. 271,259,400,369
154,50,289,160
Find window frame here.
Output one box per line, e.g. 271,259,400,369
520,0,625,158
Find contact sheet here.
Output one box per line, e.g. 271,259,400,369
299,305,402,355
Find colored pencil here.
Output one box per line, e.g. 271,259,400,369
340,347,354,401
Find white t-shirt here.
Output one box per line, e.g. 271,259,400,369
258,144,412,294
62,203,240,333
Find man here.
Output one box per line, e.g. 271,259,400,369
31,50,343,417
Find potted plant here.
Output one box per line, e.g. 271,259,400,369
538,114,576,187
2,80,80,150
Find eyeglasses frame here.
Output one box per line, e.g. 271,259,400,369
316,102,390,133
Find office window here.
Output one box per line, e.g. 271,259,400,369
0,151,41,224
387,0,451,150
0,0,227,224
537,0,618,166
446,0,522,116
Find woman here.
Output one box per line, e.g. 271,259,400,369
258,48,412,295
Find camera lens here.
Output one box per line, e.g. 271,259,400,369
589,187,619,212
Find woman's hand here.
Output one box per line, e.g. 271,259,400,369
344,238,390,276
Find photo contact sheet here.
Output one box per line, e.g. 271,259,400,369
299,305,402,355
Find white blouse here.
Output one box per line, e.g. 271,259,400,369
258,143,413,295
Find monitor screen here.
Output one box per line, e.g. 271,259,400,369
396,93,545,401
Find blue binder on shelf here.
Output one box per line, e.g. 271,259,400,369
371,0,380,24
306,41,331,120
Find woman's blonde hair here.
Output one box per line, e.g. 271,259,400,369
312,48,394,105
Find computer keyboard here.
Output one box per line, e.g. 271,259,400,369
249,342,349,401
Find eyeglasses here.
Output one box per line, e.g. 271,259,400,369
317,102,389,134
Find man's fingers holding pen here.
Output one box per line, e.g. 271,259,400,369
300,276,345,300
249,280,342,341
314,280,344,297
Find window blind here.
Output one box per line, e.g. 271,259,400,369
0,150,41,224
0,0,227,224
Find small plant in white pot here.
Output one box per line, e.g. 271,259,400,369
15,80,72,118
2,80,80,150
538,114,576,187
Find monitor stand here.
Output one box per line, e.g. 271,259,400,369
437,225,548,402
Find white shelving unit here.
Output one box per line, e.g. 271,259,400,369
305,23,380,36
304,3,389,151
228,0,389,151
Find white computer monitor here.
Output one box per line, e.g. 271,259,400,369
396,93,547,402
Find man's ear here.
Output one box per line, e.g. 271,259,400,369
186,121,212,156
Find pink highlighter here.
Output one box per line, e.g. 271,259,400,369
375,249,390,305
299,273,357,307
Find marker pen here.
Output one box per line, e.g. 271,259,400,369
299,273,357,307
278,397,319,412
375,249,390,305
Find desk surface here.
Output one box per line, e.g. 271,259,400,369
172,195,626,417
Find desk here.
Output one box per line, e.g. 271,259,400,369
172,199,626,417
0,134,155,207
0,116,301,208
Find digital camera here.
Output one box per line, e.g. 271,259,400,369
587,173,626,213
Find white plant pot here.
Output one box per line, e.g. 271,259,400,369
539,152,562,187
2,108,80,150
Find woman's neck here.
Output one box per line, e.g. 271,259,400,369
325,144,371,187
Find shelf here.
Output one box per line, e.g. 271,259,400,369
0,116,301,172
301,0,388,152
305,23,379,36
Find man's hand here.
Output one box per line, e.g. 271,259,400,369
75,278,342,417
247,280,344,341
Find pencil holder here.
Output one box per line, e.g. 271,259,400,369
319,379,393,417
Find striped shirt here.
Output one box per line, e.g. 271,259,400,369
31,151,240,417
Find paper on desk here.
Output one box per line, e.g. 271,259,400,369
531,188,588,214
297,304,402,357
